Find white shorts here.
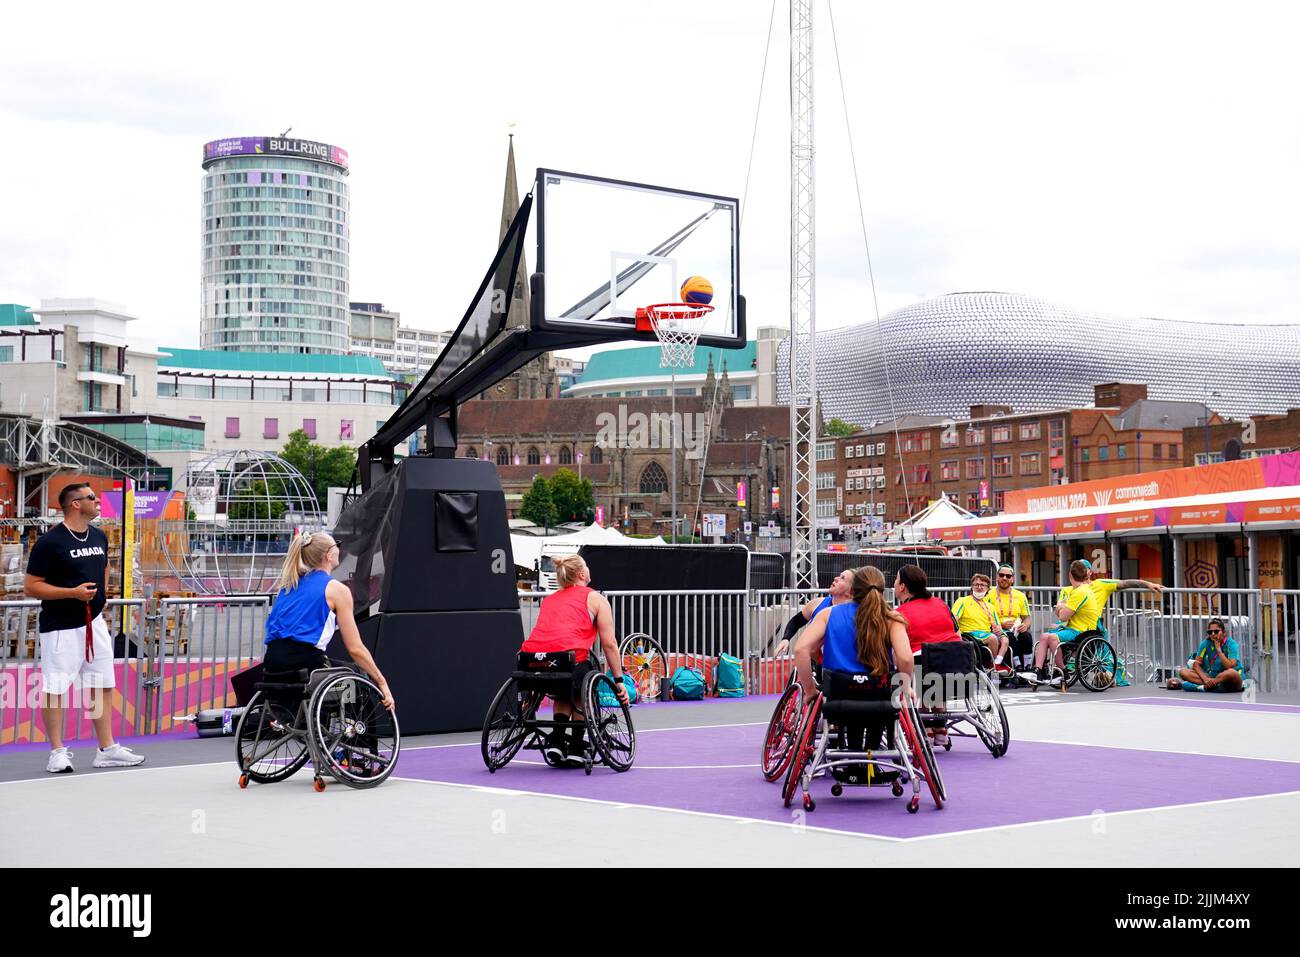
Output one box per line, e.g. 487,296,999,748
39,614,115,696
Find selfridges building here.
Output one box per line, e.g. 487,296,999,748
778,292,1300,424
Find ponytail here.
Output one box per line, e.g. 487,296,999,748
851,565,907,675
273,531,335,595
553,555,588,589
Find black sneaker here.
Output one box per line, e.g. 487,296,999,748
1036,666,1050,682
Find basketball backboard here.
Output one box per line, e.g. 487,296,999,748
532,169,743,348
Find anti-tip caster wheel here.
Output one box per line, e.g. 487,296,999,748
830,783,843,797
908,796,920,814
943,739,953,751
313,777,326,793
238,774,249,789
802,794,816,812
891,781,905,797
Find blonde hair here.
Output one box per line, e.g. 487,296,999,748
273,532,336,594
553,555,588,589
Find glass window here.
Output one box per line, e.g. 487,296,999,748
816,443,836,462
590,446,603,465
303,418,316,439
966,428,984,446
1117,443,1127,459
1020,452,1041,475
1020,421,1041,441
639,462,668,493
940,460,959,481
225,416,240,439
992,425,1012,443
340,419,354,440
1099,443,1110,461
559,446,573,465
527,447,540,466
496,447,510,466
264,418,278,439
966,458,986,478
1153,443,1163,459
993,455,1012,477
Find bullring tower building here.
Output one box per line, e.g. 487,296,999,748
201,136,351,354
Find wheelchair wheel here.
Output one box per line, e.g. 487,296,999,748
583,672,636,772
235,691,310,784
967,671,1010,757
619,633,667,702
899,699,945,809
782,694,822,809
1074,636,1118,692
482,677,539,771
762,683,803,782
307,672,401,789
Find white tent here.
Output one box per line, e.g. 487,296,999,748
510,523,665,569
884,496,976,543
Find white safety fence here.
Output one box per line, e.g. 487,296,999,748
1267,590,1300,695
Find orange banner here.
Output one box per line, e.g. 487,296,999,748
972,525,1005,540
1058,516,1096,534
1110,509,1156,530
1005,451,1300,515
939,527,967,542
1243,498,1300,522
1010,521,1047,538
1169,504,1227,525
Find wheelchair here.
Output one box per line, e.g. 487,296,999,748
781,671,946,815
481,651,635,775
235,664,401,792
918,641,1009,757
1028,630,1118,692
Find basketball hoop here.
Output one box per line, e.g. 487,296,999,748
638,303,714,369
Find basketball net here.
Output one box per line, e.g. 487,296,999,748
644,303,713,369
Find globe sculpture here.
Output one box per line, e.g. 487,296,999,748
160,449,324,595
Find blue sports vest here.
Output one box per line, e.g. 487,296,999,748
265,570,337,650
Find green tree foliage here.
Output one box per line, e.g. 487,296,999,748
520,475,558,530
824,418,860,437
548,468,595,524
227,480,289,521
280,429,356,510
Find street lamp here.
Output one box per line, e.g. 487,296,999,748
741,430,758,543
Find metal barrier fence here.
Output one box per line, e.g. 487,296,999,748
1266,590,1300,695
1,596,269,746
2,599,147,746
5,584,1295,746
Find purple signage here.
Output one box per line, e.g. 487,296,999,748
99,491,175,520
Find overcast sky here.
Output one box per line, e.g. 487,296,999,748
2,0,1298,358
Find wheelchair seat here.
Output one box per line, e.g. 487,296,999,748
513,651,579,693
921,640,978,676
821,669,896,723
255,668,311,692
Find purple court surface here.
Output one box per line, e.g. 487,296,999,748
397,721,1300,840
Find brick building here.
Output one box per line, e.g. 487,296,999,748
1183,408,1300,467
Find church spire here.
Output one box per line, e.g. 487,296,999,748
501,133,530,329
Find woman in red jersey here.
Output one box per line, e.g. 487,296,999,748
520,555,627,764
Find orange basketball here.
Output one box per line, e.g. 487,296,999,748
681,276,714,305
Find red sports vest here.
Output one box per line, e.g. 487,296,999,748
521,585,597,662
897,597,961,654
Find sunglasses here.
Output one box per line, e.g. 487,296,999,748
1207,629,1223,635
73,494,98,503
997,573,1013,578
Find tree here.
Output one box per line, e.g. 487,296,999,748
280,429,356,510
548,468,595,524
824,418,860,437
520,475,558,531
227,480,289,521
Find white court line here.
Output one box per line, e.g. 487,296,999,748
397,720,767,753
899,789,1300,844
512,759,760,770
1019,736,1300,764
389,774,908,844
1098,696,1300,713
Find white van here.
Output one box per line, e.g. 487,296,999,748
537,541,582,592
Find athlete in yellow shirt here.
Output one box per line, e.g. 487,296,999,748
990,564,1033,671
951,573,1010,674
1085,560,1164,632
1031,560,1103,684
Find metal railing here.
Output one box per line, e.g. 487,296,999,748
1266,590,1300,695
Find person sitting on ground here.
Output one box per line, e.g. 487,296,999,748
1167,620,1244,692
773,568,855,657
1030,559,1103,684
951,573,1011,676
892,564,959,748
990,564,1033,671
518,555,627,766
794,565,914,771
264,532,394,709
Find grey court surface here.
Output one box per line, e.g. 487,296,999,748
3,684,1299,867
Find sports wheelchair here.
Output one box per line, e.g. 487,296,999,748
235,665,401,792
781,671,945,815
481,651,635,774
917,641,1009,757
1027,630,1118,692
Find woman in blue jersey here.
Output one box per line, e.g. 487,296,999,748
264,532,394,710
794,565,914,703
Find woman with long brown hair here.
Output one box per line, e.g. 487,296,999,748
794,565,913,702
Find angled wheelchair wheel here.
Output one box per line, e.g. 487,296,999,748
967,671,1010,757
307,672,401,789
620,633,667,702
583,672,636,772
762,683,803,782
1074,635,1118,692
235,691,310,784
782,694,822,809
482,677,539,771
900,699,945,809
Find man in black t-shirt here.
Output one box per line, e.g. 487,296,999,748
25,482,145,773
